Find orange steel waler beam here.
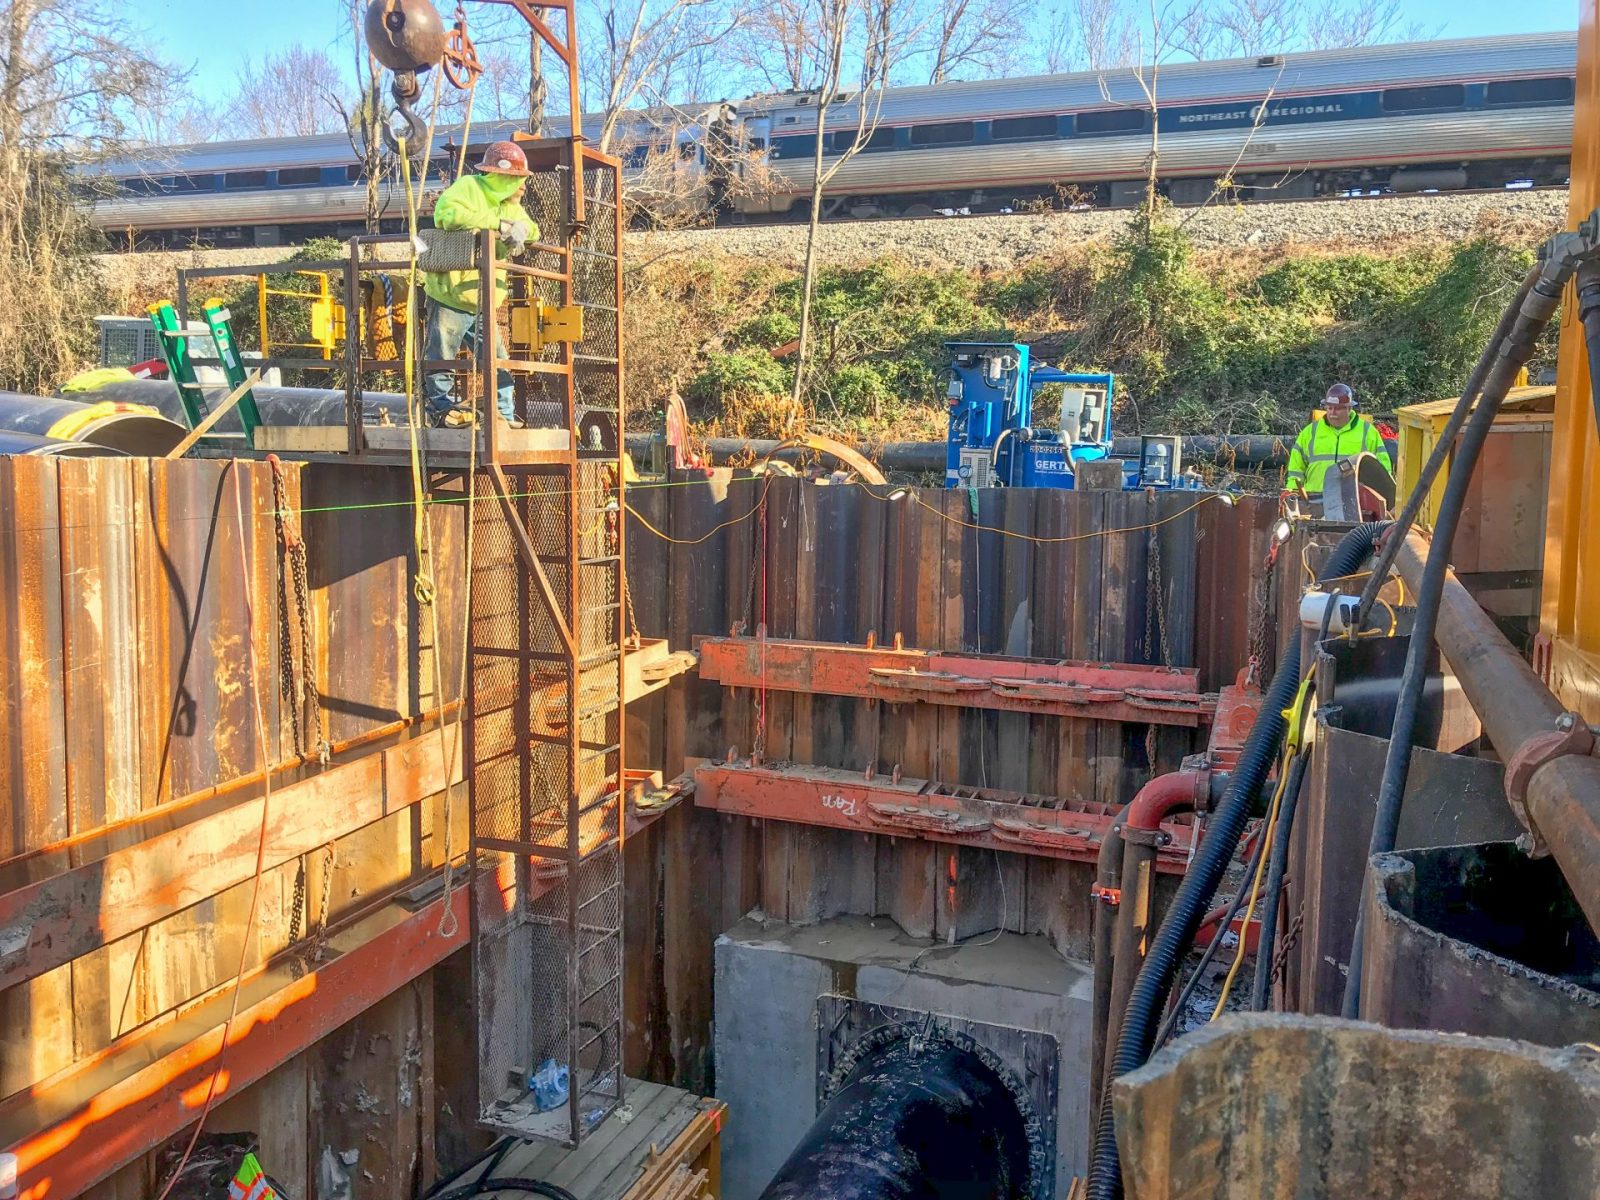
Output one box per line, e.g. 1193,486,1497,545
1,771,686,1200
693,761,1195,873
695,635,1216,727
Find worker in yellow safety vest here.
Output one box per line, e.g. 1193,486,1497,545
422,140,540,429
1284,383,1393,500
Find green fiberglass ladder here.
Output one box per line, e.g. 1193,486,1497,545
148,298,263,444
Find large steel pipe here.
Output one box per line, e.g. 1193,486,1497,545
0,392,187,455
1391,530,1600,931
759,1035,1033,1200
61,379,566,434
623,433,1297,474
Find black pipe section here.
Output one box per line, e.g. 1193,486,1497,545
0,391,188,455
0,430,120,457
1147,816,1271,1052
1249,751,1310,1011
58,379,569,434
1086,520,1386,1200
1089,825,1123,1156
622,433,1296,474
759,1036,1032,1200
1352,266,1540,630
1341,234,1584,1020
1576,259,1600,445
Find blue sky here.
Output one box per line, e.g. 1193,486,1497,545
128,0,1579,102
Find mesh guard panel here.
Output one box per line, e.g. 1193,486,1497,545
467,142,626,1146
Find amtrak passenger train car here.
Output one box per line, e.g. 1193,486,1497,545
87,33,1576,245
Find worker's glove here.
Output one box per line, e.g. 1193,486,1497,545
498,220,532,254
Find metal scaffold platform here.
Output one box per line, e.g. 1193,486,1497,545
465,130,630,1146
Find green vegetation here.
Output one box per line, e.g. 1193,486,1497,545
632,207,1553,441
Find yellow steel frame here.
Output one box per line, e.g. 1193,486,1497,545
1543,1,1600,720
256,270,343,360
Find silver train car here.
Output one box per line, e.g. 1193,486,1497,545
86,32,1576,244
748,32,1576,215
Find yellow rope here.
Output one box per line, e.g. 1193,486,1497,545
1210,747,1295,1019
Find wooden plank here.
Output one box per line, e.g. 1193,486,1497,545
309,981,432,1199
0,736,463,991
3,885,471,1200
0,455,71,1098
207,1050,310,1200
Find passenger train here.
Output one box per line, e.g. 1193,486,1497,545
87,32,1577,247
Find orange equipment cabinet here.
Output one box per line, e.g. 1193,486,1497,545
1543,1,1600,721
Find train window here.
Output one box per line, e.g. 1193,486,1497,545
118,176,166,195
747,137,768,152
277,166,323,186
1381,84,1465,113
679,141,698,160
910,121,975,146
224,170,269,189
346,164,365,182
991,115,1058,141
1076,107,1145,135
1486,77,1574,106
171,174,210,191
829,126,896,153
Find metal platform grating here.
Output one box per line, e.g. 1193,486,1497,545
468,141,627,1147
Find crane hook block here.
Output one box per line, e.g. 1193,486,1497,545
364,0,448,74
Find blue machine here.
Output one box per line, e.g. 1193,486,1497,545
942,342,1193,490
943,342,1113,489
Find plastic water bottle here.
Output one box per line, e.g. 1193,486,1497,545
1,1151,18,1200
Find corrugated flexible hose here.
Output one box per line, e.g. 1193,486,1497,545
1086,520,1388,1200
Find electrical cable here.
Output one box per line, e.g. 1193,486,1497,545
1341,248,1575,1019
1148,822,1269,1051
1248,750,1310,1011
1086,519,1386,1200
152,466,277,1200
1208,752,1293,1019
432,1177,579,1200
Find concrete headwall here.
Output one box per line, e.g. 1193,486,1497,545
713,914,1094,1199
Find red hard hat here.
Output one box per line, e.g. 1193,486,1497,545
476,140,533,177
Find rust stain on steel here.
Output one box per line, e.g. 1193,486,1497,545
695,635,1214,727
0,456,67,855
1,883,473,1200
693,760,1193,872
0,733,472,991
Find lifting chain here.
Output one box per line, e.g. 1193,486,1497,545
269,456,331,768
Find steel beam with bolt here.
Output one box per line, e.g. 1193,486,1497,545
691,760,1195,870
695,635,1215,727
1391,530,1600,928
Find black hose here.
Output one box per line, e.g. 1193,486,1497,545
433,1178,579,1200
1352,266,1539,631
1341,269,1568,1019
1249,751,1310,1011
1086,520,1387,1200
1146,815,1271,1052
1577,260,1600,443
424,1141,516,1199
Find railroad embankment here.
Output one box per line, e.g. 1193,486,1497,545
93,190,1570,444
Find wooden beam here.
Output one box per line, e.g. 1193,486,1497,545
0,731,462,992
0,783,690,1200
0,883,471,1200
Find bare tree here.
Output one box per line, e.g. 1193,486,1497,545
728,0,826,91
581,0,748,152
1044,0,1138,72
926,0,1030,83
0,0,169,390
1304,0,1430,50
789,0,916,409
225,44,349,139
